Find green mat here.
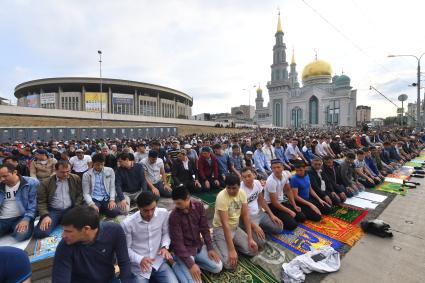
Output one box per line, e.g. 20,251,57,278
375,182,408,196
330,205,368,224
202,255,280,283
192,190,220,206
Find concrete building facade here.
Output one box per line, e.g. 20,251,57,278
356,105,371,126
15,77,193,119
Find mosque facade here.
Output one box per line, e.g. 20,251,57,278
254,14,357,128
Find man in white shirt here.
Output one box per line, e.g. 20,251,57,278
69,149,92,179
134,143,149,164
121,191,178,283
262,138,275,167
264,159,305,231
140,151,172,198
240,167,282,248
314,137,327,158
285,138,307,164
0,163,39,242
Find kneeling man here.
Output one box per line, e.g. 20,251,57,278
212,174,258,270
169,186,222,283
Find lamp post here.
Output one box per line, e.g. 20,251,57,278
98,50,103,127
388,53,425,129
242,85,256,119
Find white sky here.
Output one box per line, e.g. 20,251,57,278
1,0,424,118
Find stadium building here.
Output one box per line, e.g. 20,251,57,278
14,77,193,119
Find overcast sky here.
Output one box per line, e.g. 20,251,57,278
1,0,424,118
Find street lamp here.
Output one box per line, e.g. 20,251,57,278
98,50,103,127
388,53,425,129
242,85,256,119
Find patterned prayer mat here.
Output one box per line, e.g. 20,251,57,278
330,205,369,225
386,172,410,180
405,161,420,167
250,240,293,281
202,255,279,283
375,182,408,196
270,224,344,255
192,190,220,206
31,226,63,262
304,216,364,246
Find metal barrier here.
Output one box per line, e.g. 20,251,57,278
0,126,178,143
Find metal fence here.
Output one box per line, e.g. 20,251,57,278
0,126,178,143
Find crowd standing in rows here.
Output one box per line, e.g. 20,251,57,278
0,126,423,283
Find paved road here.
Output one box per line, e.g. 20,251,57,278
322,178,425,283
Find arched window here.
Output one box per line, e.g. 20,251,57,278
275,103,282,127
309,96,319,124
291,107,302,128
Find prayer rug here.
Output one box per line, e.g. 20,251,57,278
251,240,291,281
330,205,368,225
192,190,220,206
404,161,420,167
270,224,344,255
375,182,408,196
202,255,279,283
304,216,364,246
386,172,410,180
31,226,63,262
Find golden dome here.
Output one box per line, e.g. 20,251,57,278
301,59,333,80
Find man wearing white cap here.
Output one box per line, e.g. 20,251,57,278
184,144,198,164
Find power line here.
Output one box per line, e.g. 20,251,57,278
300,0,413,87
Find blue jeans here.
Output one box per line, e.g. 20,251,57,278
34,208,68,239
133,262,178,283
172,245,223,283
0,216,34,242
93,199,121,218
154,181,172,198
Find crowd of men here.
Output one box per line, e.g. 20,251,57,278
0,126,423,283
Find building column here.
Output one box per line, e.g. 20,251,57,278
157,93,161,117
108,87,112,114
134,90,138,115
81,85,86,111
57,87,62,109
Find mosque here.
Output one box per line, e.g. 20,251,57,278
254,14,357,128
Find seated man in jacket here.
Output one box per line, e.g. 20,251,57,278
0,163,39,241
197,147,221,191
354,150,381,188
307,158,333,206
172,150,201,193
34,160,83,239
82,153,120,218
30,149,57,181
321,155,351,205
115,152,148,214
337,153,364,196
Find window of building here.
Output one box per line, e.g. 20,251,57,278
327,100,340,125
309,96,318,124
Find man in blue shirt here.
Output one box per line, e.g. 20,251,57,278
253,142,271,180
52,206,132,283
289,162,331,222
274,140,293,171
82,153,120,218
213,144,234,187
